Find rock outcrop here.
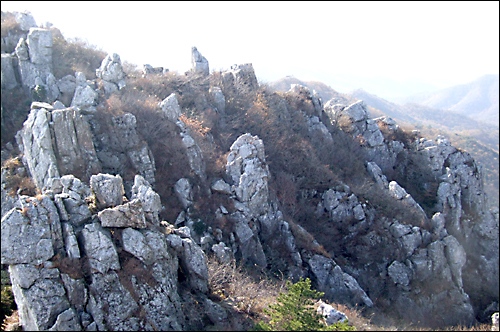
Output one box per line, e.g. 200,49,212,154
16,102,101,191
15,28,60,103
96,53,126,94
70,72,98,109
191,46,209,77
222,63,259,93
324,100,403,171
1,174,213,331
142,64,168,77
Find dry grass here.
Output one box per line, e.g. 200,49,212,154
206,255,285,318
51,31,107,79
1,157,39,197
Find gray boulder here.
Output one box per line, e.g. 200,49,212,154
15,28,60,103
81,222,120,274
317,301,347,325
98,198,147,228
159,93,182,122
191,46,209,76
222,63,259,92
51,107,102,180
226,133,270,217
308,254,373,307
174,177,193,209
26,27,52,65
209,86,226,115
90,173,124,209
96,53,126,92
18,105,60,190
142,64,166,77
70,72,98,109
130,175,162,225
56,75,77,107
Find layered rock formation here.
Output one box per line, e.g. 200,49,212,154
1,174,217,331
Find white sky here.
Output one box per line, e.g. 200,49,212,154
2,1,499,91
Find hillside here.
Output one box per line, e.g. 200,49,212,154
349,88,499,210
395,74,499,127
1,11,499,331
271,82,499,210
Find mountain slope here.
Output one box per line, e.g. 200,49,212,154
349,88,499,209
395,74,499,127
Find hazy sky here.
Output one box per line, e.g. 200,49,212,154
2,1,499,93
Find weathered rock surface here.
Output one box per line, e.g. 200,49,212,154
96,53,126,93
222,63,259,92
159,93,182,122
324,100,402,171
70,72,98,109
226,133,269,217
17,104,61,190
308,254,373,307
131,175,162,226
17,103,101,191
317,301,347,325
191,46,209,77
56,75,77,107
2,17,498,329
14,28,60,103
90,173,124,209
14,11,37,31
158,93,206,178
1,173,212,331
142,64,167,77
98,199,147,228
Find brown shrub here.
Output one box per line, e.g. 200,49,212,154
51,33,107,79
1,157,38,197
207,256,285,316
100,89,192,222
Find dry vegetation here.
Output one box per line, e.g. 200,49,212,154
1,13,498,331
51,28,107,79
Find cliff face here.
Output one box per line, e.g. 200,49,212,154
1,11,498,330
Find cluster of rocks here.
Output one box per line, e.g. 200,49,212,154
95,53,126,95
1,173,229,330
1,11,127,111
142,64,168,77
324,100,404,171
1,14,498,329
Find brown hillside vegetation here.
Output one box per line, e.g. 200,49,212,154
1,11,498,331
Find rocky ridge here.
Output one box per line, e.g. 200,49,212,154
1,11,498,330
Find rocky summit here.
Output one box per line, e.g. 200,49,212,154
1,11,498,331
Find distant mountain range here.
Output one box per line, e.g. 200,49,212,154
394,74,499,127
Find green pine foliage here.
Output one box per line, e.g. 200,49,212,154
254,278,355,331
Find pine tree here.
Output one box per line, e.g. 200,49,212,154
254,278,355,331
